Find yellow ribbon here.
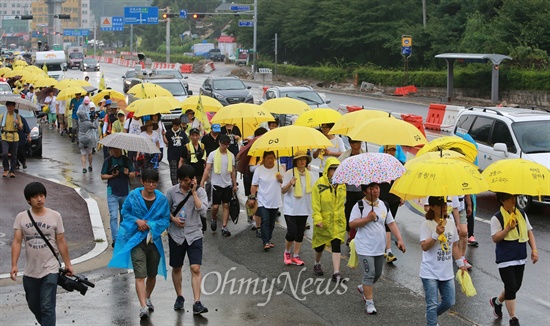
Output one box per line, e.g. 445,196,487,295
293,168,312,198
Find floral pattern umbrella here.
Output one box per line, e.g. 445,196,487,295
332,153,406,186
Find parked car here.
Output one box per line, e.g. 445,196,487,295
121,69,152,93
260,86,331,109
200,76,253,106
80,58,100,71
453,106,550,211
0,104,43,157
151,68,189,92
206,49,225,62
0,81,12,95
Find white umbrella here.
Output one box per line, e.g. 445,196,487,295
99,133,160,154
0,95,37,112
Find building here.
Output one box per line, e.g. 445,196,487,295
31,0,81,47
1,1,34,47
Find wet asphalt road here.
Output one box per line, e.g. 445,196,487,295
0,64,549,325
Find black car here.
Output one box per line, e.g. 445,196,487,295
200,76,253,106
80,58,100,71
121,69,152,93
0,104,42,157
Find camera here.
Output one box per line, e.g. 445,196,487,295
107,164,120,174
89,110,99,122
58,269,95,296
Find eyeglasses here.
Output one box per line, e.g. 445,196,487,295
143,180,158,185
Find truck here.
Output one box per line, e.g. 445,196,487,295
193,43,215,57
34,51,66,81
206,48,225,62
66,46,84,70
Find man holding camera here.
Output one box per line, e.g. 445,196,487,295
11,182,74,326
101,147,135,247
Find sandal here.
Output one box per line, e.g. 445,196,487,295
263,244,271,251
9,172,15,178
2,171,8,177
268,243,275,248
83,168,87,173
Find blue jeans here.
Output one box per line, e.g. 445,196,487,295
23,273,59,326
421,278,455,326
257,207,278,245
108,194,127,242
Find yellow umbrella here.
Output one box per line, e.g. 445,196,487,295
126,97,182,117
329,109,389,135
33,77,59,88
405,150,466,169
13,60,28,67
55,79,92,90
347,116,428,147
127,83,172,99
56,86,87,101
390,158,488,200
22,74,43,84
0,67,12,76
210,103,274,138
249,125,333,157
260,98,311,115
181,95,223,113
481,159,550,200
4,69,33,78
92,90,126,105
294,108,342,127
416,136,478,163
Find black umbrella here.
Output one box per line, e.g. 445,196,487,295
36,87,58,104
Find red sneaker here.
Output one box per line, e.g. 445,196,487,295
291,255,305,266
284,252,292,265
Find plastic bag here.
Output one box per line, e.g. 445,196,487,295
456,270,477,297
347,239,358,268
42,105,50,114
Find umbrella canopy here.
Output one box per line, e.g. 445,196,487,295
181,95,223,113
127,83,173,99
13,60,28,67
332,153,406,186
0,67,12,76
390,158,488,200
404,150,466,169
346,116,428,147
126,97,181,117
481,159,550,199
99,133,161,154
210,103,275,138
36,87,58,104
329,109,389,135
56,86,87,101
92,90,126,105
249,125,333,157
55,79,92,90
416,136,478,163
294,108,342,127
33,77,59,88
0,96,37,111
4,69,34,79
24,66,47,75
261,98,311,115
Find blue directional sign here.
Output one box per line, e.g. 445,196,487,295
63,29,90,36
180,10,187,18
231,5,251,11
402,46,412,56
112,16,124,31
123,6,159,25
238,20,254,27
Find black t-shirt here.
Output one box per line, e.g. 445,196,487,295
201,132,220,156
101,155,134,197
180,143,206,178
165,128,188,161
220,126,241,157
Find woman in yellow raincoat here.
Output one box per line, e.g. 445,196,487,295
311,157,346,282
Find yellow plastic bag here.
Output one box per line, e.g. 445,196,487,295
456,270,477,297
347,239,358,268
42,105,50,114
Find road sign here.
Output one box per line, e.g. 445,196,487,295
238,20,254,27
180,10,187,18
402,46,412,56
112,16,124,31
231,5,251,11
123,6,159,25
402,36,412,47
63,29,89,37
3,15,16,20
100,16,112,31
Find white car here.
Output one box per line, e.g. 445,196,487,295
453,107,550,211
0,81,12,95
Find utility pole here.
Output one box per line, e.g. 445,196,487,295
166,6,171,63
130,25,133,54
252,0,258,75
93,20,97,57
274,33,278,80
422,0,427,28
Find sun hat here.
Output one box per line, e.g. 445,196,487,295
140,120,159,132
293,150,312,165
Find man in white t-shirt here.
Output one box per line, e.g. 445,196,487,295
56,98,67,135
200,135,237,237
313,123,346,177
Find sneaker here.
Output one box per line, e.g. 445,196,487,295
82,168,87,173
88,166,93,172
251,225,258,231
221,227,231,237
468,236,477,243
174,296,185,310
210,219,217,231
313,264,323,276
385,252,397,263
192,301,208,315
305,222,311,229
509,317,520,326
139,306,149,319
291,255,305,266
284,252,292,265
332,272,342,283
357,285,366,302
365,300,377,314
146,298,154,311
247,216,252,224
256,229,262,238
464,259,473,270
490,297,503,318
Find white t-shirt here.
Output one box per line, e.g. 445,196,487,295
252,165,283,209
320,136,346,169
490,212,533,268
140,131,160,147
155,121,166,149
419,215,458,281
349,199,394,256
282,168,314,216
207,150,235,187
57,99,66,115
126,118,143,135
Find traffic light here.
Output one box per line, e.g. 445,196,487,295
161,13,178,19
191,13,205,19
18,15,33,20
54,14,71,19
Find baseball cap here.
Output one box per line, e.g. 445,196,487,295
190,128,201,135
104,99,112,106
219,134,231,144
212,124,221,132
83,96,90,104
428,196,446,206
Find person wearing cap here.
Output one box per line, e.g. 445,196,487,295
200,134,237,237
138,120,161,171
311,157,346,281
281,150,314,264
220,123,241,157
419,196,468,326
338,137,366,245
313,123,346,178
180,127,206,186
164,118,188,185
184,109,202,135
1,101,23,178
350,182,406,314
201,123,221,157
69,93,84,142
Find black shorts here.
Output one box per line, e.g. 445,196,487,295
212,185,232,205
168,236,203,267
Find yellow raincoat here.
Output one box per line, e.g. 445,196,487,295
312,157,347,249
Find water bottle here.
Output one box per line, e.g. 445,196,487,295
179,210,186,224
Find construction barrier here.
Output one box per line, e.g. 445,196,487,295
180,64,193,73
440,105,464,133
346,105,363,113
424,103,447,131
401,114,426,137
394,85,418,96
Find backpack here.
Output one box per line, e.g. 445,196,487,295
105,155,132,173
357,199,390,217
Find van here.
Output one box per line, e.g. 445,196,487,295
67,46,84,69
34,51,66,81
